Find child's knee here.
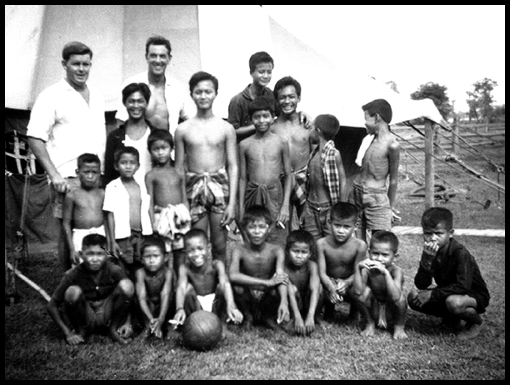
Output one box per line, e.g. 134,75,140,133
64,285,83,304
445,295,467,315
118,278,135,298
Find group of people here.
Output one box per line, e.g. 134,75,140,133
26,36,489,346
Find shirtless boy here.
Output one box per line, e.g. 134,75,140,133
271,76,312,228
353,99,400,242
63,153,105,266
174,71,238,265
353,230,407,339
284,230,322,335
303,114,347,239
135,234,174,340
229,205,290,330
239,97,292,245
172,229,243,328
145,129,190,272
317,202,367,322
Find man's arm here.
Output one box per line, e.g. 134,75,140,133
238,142,248,221
278,138,292,224
335,150,348,202
28,137,68,193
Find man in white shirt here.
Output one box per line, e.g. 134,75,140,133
27,41,106,271
115,35,193,138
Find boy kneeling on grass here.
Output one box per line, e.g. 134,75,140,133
407,207,490,340
47,234,134,345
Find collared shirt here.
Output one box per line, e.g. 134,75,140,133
26,78,106,178
114,71,193,138
307,140,341,204
103,177,153,239
51,260,127,303
227,84,276,129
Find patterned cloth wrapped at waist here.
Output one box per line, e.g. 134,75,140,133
186,167,229,222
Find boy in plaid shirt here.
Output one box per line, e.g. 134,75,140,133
302,114,347,240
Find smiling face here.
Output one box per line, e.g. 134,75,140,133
251,62,273,88
124,90,148,121
276,85,300,116
191,80,217,111
145,44,171,77
251,109,274,134
62,53,91,89
185,235,211,268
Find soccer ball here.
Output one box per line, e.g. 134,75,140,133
181,310,223,351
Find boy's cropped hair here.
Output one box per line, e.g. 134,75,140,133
62,41,93,61
145,35,172,56
241,204,273,228
370,230,399,253
315,114,340,140
421,207,453,230
141,234,167,255
122,82,151,105
330,202,359,221
82,233,107,249
248,96,275,118
189,71,219,94
183,228,209,245
362,99,393,124
77,153,101,168
249,51,274,73
273,76,302,99
285,229,315,252
114,146,140,164
147,129,174,151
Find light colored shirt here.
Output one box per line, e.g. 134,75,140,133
103,177,153,239
123,128,152,188
115,71,193,138
26,78,106,178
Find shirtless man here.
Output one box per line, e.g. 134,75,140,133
353,99,400,242
271,76,313,230
174,71,238,265
115,35,193,137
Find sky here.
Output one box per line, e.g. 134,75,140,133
264,5,505,113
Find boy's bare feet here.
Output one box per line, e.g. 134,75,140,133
109,326,131,345
392,325,408,340
457,322,483,341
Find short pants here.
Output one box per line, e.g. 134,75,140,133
352,183,392,232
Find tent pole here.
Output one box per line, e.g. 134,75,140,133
424,119,435,209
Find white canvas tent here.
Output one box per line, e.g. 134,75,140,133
5,4,447,243
5,4,446,125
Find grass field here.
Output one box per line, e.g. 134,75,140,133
5,132,505,380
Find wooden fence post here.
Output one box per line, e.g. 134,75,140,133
424,119,435,209
452,119,459,156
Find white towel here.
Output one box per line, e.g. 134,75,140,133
197,293,216,312
355,134,375,167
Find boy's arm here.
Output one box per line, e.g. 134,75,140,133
305,261,321,321
334,150,348,202
386,266,405,302
229,246,282,289
173,264,189,324
145,172,155,230
104,211,121,257
157,268,173,323
275,247,290,323
223,124,239,226
316,240,337,294
238,142,247,221
135,269,154,322
62,192,77,265
387,141,401,219
278,138,292,224
215,260,243,324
